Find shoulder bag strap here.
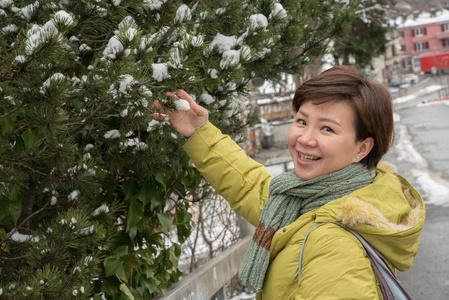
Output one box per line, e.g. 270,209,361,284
298,222,413,300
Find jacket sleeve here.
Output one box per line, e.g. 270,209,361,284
183,122,271,226
296,224,382,300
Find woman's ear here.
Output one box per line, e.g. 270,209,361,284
355,137,374,162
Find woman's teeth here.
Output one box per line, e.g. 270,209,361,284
300,154,320,162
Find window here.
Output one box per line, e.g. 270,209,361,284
398,31,404,38
401,44,406,53
442,23,449,32
414,41,429,51
402,58,408,70
443,38,449,47
413,27,426,37
413,57,421,69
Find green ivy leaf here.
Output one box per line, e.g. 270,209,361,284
168,245,179,267
0,193,9,221
115,246,129,257
177,222,191,243
155,169,173,189
104,256,124,278
0,112,16,135
157,213,172,234
126,199,143,238
101,277,121,298
104,253,139,283
121,254,140,279
120,283,135,300
139,178,157,206
71,98,85,112
9,199,21,225
181,170,195,189
123,179,138,200
21,129,41,150
139,178,165,209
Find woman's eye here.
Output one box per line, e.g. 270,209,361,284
297,119,306,125
322,126,334,132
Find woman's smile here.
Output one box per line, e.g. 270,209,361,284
297,151,322,163
287,100,372,180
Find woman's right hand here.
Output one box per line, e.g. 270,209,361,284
152,89,209,138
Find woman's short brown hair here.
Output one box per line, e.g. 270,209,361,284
292,65,394,170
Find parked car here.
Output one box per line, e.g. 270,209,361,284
400,74,419,85
388,78,401,88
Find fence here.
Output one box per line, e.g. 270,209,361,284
153,236,252,300
154,215,255,300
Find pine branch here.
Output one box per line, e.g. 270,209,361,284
0,200,51,246
6,159,48,176
0,104,27,119
66,100,115,136
152,0,200,53
0,255,28,261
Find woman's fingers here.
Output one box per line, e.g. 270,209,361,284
158,90,204,116
177,90,192,102
177,89,203,114
153,100,171,121
165,91,177,99
152,112,167,120
154,100,164,110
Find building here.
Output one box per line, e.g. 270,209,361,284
371,28,403,82
396,8,449,74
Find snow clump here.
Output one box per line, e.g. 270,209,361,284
104,129,121,139
10,232,39,243
208,33,237,54
13,1,39,22
147,118,169,132
175,99,190,111
40,73,66,95
102,36,124,60
118,74,136,94
143,0,168,10
174,4,191,24
0,0,13,9
270,3,287,19
13,55,26,64
249,14,268,30
2,24,18,35
133,142,149,154
200,94,215,105
53,10,74,27
67,190,80,201
152,63,170,81
92,204,110,216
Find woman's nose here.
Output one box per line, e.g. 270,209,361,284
298,129,317,147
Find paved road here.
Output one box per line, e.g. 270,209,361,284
384,86,449,299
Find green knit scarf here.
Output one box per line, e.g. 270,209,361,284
238,163,376,292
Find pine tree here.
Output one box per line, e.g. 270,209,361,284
332,0,396,69
0,0,359,298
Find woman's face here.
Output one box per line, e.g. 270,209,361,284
287,100,373,180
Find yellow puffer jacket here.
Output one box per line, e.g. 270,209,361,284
184,122,426,300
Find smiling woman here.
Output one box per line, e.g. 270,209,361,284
153,65,425,299
288,101,373,180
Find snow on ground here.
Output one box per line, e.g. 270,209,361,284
393,123,449,207
417,99,449,107
393,85,443,104
410,170,449,207
229,292,256,300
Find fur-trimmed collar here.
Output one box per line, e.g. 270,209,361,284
340,162,422,231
